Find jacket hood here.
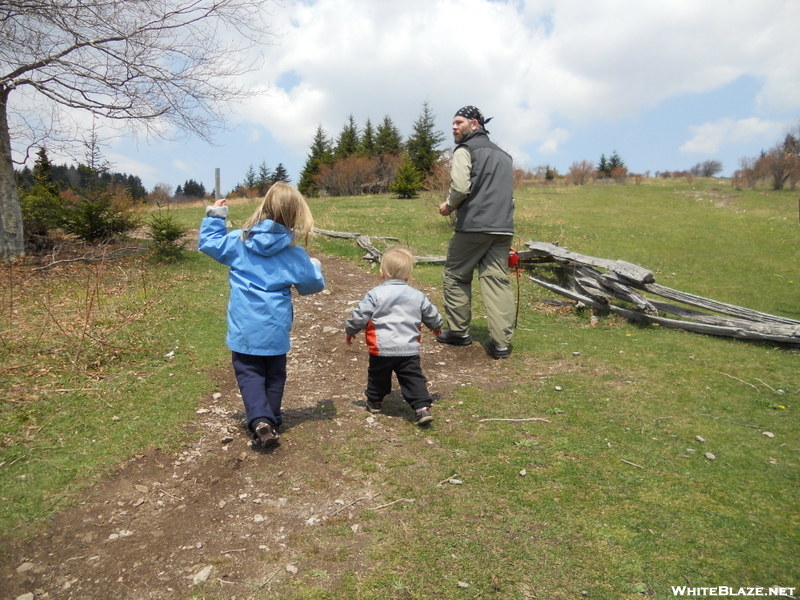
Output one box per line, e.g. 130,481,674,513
242,220,294,257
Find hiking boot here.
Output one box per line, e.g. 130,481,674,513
365,399,382,413
254,421,280,447
436,330,473,346
487,341,510,360
414,408,433,426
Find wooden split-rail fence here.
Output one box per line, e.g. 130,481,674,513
314,228,800,345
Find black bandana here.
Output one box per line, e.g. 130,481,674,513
454,105,492,130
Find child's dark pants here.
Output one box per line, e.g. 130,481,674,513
232,351,286,432
366,354,432,411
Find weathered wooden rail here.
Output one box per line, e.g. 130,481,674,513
522,241,800,345
314,229,800,345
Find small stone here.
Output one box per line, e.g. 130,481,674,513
762,431,775,438
212,392,222,400
111,415,120,421
196,408,210,414
16,562,35,573
519,469,527,476
457,581,470,588
135,485,148,494
192,565,213,585
16,593,35,600
704,452,716,461
365,417,375,425
449,478,463,485
286,564,299,574
253,514,265,523
351,524,360,533
686,449,696,454
695,436,706,443
555,386,563,392
573,352,581,356
221,437,233,444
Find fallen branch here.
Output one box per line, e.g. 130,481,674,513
34,247,146,270
437,473,458,486
717,372,759,393
368,498,415,510
479,417,551,423
621,459,645,469
220,548,247,554
329,492,381,517
258,567,283,589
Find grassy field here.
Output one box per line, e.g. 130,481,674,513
1,178,798,598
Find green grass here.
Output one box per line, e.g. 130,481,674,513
2,178,799,598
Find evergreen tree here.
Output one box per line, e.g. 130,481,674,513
20,146,64,238
406,101,445,175
63,135,138,241
389,153,424,198
298,125,334,197
608,151,625,171
597,154,609,178
182,179,206,198
360,118,376,157
272,163,291,183
375,116,403,156
243,165,257,189
334,115,360,159
257,161,273,189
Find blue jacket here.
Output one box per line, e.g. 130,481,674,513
198,208,325,356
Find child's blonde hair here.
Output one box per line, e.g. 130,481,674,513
380,246,415,280
241,182,314,243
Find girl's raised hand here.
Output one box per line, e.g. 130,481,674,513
214,198,227,207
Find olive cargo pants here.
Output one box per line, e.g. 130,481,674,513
442,232,515,347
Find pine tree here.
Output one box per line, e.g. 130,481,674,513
272,163,290,183
298,125,333,197
389,153,424,198
360,118,376,157
257,161,273,190
20,146,64,238
608,151,625,171
597,154,609,178
243,165,258,189
375,116,403,156
406,101,445,175
334,115,360,159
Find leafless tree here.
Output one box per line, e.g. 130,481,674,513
565,160,595,185
1,0,277,259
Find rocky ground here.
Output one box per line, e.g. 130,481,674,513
2,250,511,600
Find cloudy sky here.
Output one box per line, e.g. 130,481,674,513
104,0,799,192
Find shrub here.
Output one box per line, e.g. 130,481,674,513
62,185,141,242
566,160,595,185
147,206,188,262
389,154,424,198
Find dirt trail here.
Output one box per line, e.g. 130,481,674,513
2,252,510,600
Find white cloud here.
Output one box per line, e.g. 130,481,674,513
538,128,570,154
680,117,784,154
235,0,800,161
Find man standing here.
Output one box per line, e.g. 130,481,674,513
437,105,515,359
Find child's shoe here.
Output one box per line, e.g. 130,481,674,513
414,408,433,426
254,421,280,447
366,399,382,413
